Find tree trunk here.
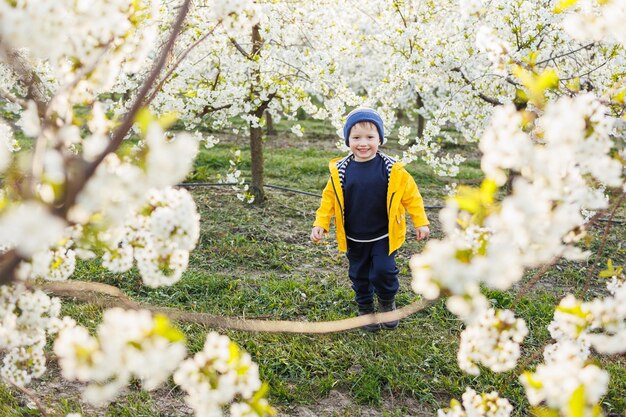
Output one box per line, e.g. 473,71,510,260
249,124,265,203
265,110,276,136
249,24,266,203
416,92,425,138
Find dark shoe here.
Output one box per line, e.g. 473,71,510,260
378,297,399,330
357,302,380,332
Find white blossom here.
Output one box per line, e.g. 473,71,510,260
458,309,527,375
0,201,66,257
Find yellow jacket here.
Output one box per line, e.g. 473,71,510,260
313,154,429,255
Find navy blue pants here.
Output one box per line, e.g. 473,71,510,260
346,238,399,305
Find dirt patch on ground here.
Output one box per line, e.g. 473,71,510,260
11,374,432,417
278,390,432,417
7,347,433,417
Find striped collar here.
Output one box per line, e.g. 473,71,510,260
336,151,396,187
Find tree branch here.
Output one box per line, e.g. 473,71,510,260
0,42,48,115
536,42,595,66
0,0,193,287
2,376,52,417
56,0,193,219
145,21,222,105
42,280,435,334
230,38,253,60
451,67,502,106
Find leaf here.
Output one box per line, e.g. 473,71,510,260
568,385,585,417
453,178,499,227
524,51,540,66
522,371,543,389
513,66,559,107
152,314,185,343
614,89,626,105
554,0,579,13
157,111,179,130
566,77,581,92
530,407,560,417
134,107,153,135
599,259,623,278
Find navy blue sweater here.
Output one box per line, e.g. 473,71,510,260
343,155,388,240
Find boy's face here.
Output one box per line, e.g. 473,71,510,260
348,122,379,162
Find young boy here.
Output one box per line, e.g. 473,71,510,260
310,107,430,331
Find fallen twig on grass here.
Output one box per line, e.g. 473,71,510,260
2,376,52,417
41,281,435,334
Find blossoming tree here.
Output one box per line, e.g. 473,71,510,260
0,0,272,415
110,0,365,203
0,0,625,416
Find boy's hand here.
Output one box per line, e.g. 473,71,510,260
416,226,430,241
310,227,326,244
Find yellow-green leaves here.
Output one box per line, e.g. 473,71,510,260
522,371,544,389
152,314,185,343
554,0,579,13
134,107,179,135
568,385,585,417
512,66,560,108
249,383,276,416
612,88,626,105
599,259,623,278
453,178,499,227
530,407,559,417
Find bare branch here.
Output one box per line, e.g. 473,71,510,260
451,67,502,106
200,103,232,117
0,249,24,286
0,88,27,108
42,280,435,334
145,21,222,104
0,0,193,286
536,42,595,67
0,42,48,114
230,38,253,60
57,0,193,219
1,376,52,417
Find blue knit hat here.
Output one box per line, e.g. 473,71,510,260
343,107,385,147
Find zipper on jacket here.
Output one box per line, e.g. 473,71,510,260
330,176,344,217
388,191,396,214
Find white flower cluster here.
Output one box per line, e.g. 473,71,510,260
548,278,626,356
54,308,187,406
475,26,511,75
397,126,412,146
173,331,269,417
562,0,626,45
99,187,201,288
219,149,255,204
30,241,77,282
145,124,199,189
0,120,19,173
522,267,626,416
459,0,484,19
134,188,200,287
0,285,66,386
458,309,528,375
437,387,512,417
411,94,624,324
0,0,159,99
199,0,261,31
0,201,66,257
520,342,609,415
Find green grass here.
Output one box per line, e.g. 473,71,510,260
2,116,625,416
